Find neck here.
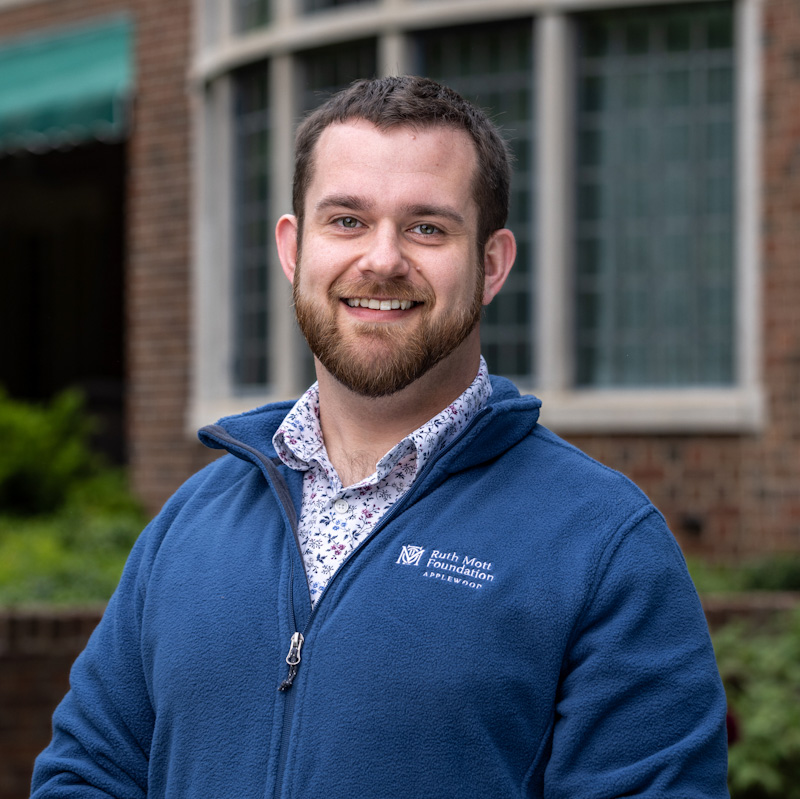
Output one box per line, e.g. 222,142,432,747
316,337,481,487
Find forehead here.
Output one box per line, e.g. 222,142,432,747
305,120,478,215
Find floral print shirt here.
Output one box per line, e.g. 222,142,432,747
272,357,492,605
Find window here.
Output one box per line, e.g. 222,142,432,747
574,4,735,388
303,0,371,13
297,40,377,114
192,0,763,433
235,0,270,31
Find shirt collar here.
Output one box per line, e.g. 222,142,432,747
273,356,492,483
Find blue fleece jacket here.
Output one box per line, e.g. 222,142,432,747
31,377,728,798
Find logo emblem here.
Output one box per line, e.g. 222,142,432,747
396,545,425,566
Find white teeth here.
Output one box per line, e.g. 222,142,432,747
345,297,416,311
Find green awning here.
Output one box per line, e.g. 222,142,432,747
0,17,133,154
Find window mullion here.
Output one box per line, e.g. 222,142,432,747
221,0,235,44
192,76,236,421
535,12,574,393
379,32,410,77
269,53,302,397
735,0,762,395
275,0,296,24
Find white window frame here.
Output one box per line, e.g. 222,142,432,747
189,0,765,434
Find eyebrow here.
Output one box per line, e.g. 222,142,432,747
403,204,466,227
314,194,371,214
314,195,467,227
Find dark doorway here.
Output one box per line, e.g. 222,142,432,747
0,142,126,463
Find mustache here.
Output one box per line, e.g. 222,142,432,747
329,278,435,305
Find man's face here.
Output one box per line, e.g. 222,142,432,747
289,120,485,398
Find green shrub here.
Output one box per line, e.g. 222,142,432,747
713,607,800,799
0,469,146,605
687,555,800,594
686,557,747,593
0,388,99,514
0,389,147,605
0,507,143,605
741,556,800,592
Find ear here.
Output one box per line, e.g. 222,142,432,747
275,214,299,284
482,228,516,305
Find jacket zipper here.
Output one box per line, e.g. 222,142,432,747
271,404,492,691
278,632,304,691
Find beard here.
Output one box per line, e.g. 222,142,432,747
293,265,484,398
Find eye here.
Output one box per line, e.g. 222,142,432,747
412,223,440,236
336,216,361,229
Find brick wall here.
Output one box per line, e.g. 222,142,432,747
124,0,218,514
0,608,103,799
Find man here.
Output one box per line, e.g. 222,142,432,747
32,76,728,797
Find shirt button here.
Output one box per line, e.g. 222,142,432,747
334,499,349,514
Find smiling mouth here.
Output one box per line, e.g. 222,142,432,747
344,298,420,311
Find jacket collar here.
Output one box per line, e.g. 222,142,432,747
198,375,541,477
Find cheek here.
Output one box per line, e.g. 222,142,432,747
295,246,335,291
430,258,482,305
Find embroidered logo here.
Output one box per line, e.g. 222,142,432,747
395,546,496,593
396,545,426,566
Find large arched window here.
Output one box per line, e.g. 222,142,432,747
191,0,763,434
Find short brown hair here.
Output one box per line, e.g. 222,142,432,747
292,75,512,253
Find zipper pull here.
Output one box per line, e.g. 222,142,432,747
278,632,304,692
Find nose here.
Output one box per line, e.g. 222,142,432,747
358,221,409,279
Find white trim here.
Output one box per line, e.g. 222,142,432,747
190,385,767,436
274,0,296,25
537,387,766,434
379,31,410,77
190,76,236,432
735,0,763,398
270,54,303,398
536,12,573,393
190,395,287,432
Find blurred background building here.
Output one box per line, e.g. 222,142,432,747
0,0,797,559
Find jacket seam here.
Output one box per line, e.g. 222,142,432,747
565,503,660,658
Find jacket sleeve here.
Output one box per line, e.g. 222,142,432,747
29,470,209,798
543,507,729,798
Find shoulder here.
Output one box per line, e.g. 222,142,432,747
486,404,654,522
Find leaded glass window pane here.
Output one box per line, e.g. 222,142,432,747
233,63,271,388
235,0,270,32
575,3,734,387
416,22,535,383
297,39,377,114
303,0,372,14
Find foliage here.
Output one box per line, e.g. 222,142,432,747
739,556,800,592
0,469,146,606
687,555,800,594
0,388,99,514
0,389,146,606
713,607,800,799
